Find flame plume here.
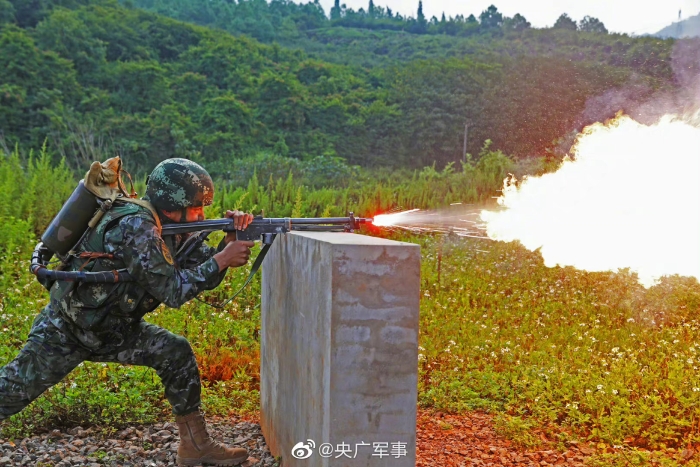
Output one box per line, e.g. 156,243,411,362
372,207,488,238
373,209,421,227
480,114,700,287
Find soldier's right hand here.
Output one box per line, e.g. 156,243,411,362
213,240,255,271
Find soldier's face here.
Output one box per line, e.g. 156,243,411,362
184,206,205,222
162,206,206,223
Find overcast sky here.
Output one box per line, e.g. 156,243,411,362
317,0,700,35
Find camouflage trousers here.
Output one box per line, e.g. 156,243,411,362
0,305,201,421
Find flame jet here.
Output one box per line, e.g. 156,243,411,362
373,208,488,238
480,114,700,287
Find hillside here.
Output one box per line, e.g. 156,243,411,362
127,0,674,77
0,0,676,175
655,13,700,38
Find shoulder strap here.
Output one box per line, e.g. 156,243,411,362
81,200,159,256
118,198,162,232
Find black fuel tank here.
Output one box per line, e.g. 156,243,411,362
41,180,99,256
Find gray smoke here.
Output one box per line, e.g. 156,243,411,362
572,38,700,141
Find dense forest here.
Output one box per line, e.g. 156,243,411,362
0,0,676,176
129,0,668,70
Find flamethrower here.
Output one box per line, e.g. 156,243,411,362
163,213,372,264
30,213,373,294
162,213,371,244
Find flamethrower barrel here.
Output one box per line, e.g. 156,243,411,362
292,225,347,232
287,217,366,224
161,218,232,235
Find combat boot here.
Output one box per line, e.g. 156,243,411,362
175,409,249,466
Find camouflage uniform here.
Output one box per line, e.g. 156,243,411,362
0,200,227,421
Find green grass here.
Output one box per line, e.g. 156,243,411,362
410,231,700,464
2,228,699,464
1,151,699,466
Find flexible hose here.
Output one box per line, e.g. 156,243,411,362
30,242,133,283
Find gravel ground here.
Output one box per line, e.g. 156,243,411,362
0,417,277,467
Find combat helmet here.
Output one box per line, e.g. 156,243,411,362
145,158,214,212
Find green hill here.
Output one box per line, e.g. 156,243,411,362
0,0,677,175
125,0,675,77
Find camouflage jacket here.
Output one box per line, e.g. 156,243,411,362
48,200,226,348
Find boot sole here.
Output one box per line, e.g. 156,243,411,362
176,454,249,466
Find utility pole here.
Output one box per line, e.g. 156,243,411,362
463,122,470,163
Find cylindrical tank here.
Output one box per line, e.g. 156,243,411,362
41,180,99,257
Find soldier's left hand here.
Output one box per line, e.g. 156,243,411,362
224,210,254,244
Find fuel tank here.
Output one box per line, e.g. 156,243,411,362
41,180,99,256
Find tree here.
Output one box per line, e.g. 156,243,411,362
553,13,577,30
417,1,426,24
503,13,530,31
34,9,108,82
479,5,503,29
368,0,375,18
411,0,427,33
387,58,495,166
579,15,608,34
8,0,51,28
0,26,81,155
480,56,628,158
0,0,15,25
108,60,171,114
330,0,341,20
197,94,256,161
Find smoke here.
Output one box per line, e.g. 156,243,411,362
574,38,700,130
477,39,700,287
480,114,700,287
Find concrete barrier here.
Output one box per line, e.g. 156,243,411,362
261,231,420,467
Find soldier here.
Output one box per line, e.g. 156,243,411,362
0,158,254,466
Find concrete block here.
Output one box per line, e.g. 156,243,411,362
380,326,417,346
261,232,420,467
335,325,372,343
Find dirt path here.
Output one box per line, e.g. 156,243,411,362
415,409,591,467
